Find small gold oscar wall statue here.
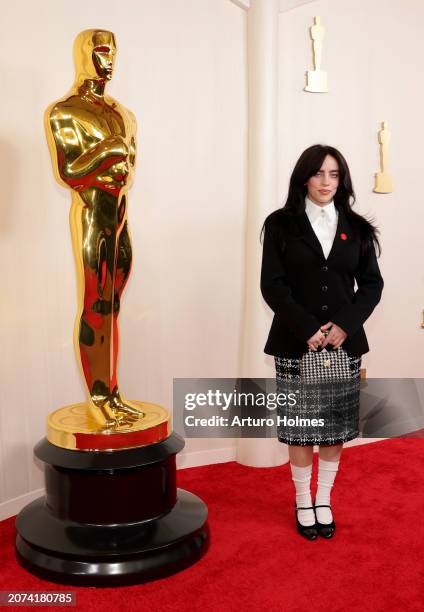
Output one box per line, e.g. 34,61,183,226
374,121,393,193
44,29,170,451
304,16,328,93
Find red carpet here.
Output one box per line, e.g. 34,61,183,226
0,439,422,611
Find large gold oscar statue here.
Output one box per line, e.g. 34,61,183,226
45,29,169,449
16,30,209,586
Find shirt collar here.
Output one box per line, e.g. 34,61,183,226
305,196,337,224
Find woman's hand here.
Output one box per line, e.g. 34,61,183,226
320,322,347,349
307,328,326,351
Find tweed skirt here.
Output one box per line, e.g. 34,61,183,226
275,350,362,446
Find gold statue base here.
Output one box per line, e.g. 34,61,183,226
373,172,392,193
47,401,171,451
304,70,328,93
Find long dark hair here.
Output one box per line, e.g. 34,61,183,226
265,144,381,256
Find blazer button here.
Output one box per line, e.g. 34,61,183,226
322,285,328,292
321,266,328,272
321,305,328,311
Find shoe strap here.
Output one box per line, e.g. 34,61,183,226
296,506,314,511
314,504,332,509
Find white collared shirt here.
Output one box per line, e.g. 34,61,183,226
305,196,338,259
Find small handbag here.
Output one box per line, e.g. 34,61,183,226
300,328,352,383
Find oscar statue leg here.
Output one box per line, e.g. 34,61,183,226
109,212,145,419
78,196,127,427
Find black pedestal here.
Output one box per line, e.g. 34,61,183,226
15,433,209,586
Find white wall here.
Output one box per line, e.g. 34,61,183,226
0,0,247,519
277,0,424,378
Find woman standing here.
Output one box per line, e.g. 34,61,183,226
260,145,384,540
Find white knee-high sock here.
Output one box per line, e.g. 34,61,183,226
290,463,315,526
315,458,339,524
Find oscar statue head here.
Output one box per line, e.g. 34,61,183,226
73,29,117,84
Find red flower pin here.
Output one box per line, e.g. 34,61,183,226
340,233,348,240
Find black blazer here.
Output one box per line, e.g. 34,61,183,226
260,206,384,358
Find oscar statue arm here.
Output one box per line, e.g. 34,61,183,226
46,106,129,188
66,136,129,179
120,107,137,189
127,109,137,168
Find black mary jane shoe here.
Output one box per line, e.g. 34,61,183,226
294,503,318,541
314,503,336,539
